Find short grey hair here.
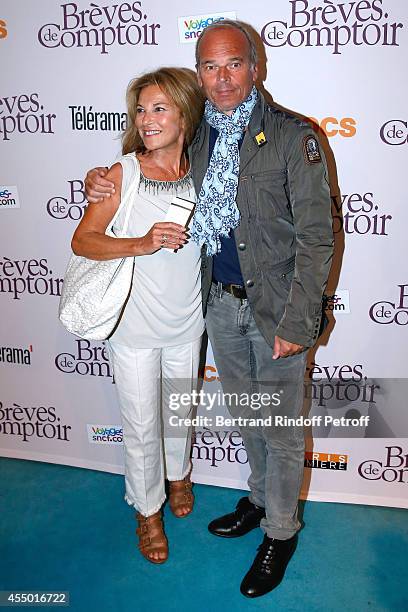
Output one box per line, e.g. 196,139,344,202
195,20,258,68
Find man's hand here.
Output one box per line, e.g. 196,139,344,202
272,336,304,360
85,167,115,203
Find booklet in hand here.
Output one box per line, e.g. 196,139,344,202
164,196,195,228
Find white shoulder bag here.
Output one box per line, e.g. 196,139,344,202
58,153,140,340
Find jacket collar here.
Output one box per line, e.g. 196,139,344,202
239,91,266,173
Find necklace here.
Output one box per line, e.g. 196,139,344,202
140,168,192,194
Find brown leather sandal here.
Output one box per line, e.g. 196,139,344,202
136,510,168,564
169,476,194,518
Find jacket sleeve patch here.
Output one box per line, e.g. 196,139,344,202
303,135,322,164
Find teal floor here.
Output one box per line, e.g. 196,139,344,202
0,458,407,611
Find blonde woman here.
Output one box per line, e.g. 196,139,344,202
72,68,205,564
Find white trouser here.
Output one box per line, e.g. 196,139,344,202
108,337,202,517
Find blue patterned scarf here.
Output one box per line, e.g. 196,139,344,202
191,86,258,256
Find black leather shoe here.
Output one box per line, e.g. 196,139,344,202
240,533,298,598
208,497,265,538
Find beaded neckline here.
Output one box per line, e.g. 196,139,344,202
139,167,192,193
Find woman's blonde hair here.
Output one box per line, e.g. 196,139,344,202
122,67,205,155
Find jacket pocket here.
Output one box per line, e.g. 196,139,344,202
260,257,296,324
263,255,295,277
251,169,289,220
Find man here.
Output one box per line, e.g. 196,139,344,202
85,21,333,598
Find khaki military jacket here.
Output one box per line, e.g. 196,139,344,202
189,92,334,348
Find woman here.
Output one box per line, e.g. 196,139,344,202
72,68,205,564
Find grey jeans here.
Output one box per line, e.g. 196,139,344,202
205,283,307,540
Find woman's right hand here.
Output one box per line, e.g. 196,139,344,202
84,167,115,203
140,222,188,254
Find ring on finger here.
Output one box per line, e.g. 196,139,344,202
161,234,168,245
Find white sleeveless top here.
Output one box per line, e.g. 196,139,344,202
110,156,204,348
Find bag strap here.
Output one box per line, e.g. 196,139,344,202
120,154,140,235
107,153,140,237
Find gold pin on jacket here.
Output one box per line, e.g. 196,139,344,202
255,131,267,147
